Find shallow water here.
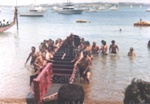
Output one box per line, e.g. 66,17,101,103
0,6,150,101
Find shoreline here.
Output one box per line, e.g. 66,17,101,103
0,98,123,104
0,98,26,104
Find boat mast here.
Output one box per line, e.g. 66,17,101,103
67,0,71,4
33,0,37,6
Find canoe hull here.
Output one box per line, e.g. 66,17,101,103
134,22,150,26
0,22,15,33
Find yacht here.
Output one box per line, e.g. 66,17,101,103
109,6,118,11
19,0,47,17
56,0,83,14
29,5,47,12
87,8,97,12
98,6,105,10
146,7,150,12
19,6,46,17
140,5,142,8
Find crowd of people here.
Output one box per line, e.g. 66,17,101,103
25,34,150,104
25,37,64,85
25,34,140,85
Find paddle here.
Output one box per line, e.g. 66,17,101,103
15,0,19,33
15,7,19,32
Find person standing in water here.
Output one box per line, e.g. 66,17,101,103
77,51,91,83
25,46,37,66
91,41,100,55
128,47,136,57
147,40,150,48
109,40,119,54
101,41,108,55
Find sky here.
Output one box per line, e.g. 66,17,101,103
0,0,150,6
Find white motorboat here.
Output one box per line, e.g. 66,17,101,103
19,6,46,17
29,5,47,12
56,0,83,14
98,6,105,10
146,7,150,12
19,0,47,17
109,6,118,11
87,8,97,12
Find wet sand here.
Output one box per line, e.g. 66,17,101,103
0,98,123,104
0,99,26,104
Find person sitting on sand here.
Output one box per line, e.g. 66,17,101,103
57,84,85,104
109,40,119,54
91,41,100,55
77,51,91,83
25,46,37,66
128,47,136,57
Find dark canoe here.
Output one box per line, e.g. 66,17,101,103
0,7,17,33
134,22,150,26
27,35,81,104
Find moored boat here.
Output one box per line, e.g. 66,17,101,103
55,0,83,14
29,5,47,12
134,19,150,26
109,6,118,11
134,22,150,26
19,6,46,17
87,8,97,12
98,6,105,10
146,7,150,12
0,7,17,33
76,20,90,23
19,11,45,17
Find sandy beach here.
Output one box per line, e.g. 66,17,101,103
0,98,123,104
0,99,26,104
